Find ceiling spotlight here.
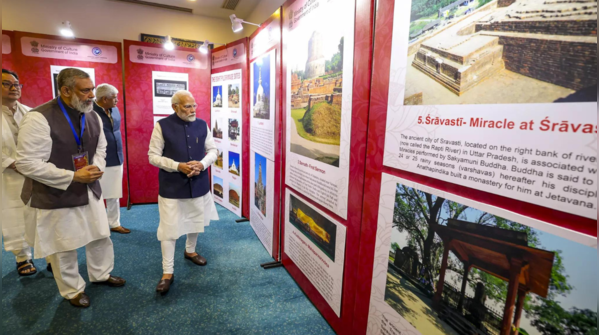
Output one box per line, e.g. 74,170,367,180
199,40,210,54
164,35,175,51
229,14,260,33
60,21,75,38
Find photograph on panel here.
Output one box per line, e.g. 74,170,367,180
403,0,597,106
212,85,223,108
215,150,224,169
213,176,224,199
229,183,241,208
228,83,241,108
213,118,224,140
228,118,240,142
228,151,240,177
384,182,597,335
289,194,338,262
288,30,345,167
154,79,187,98
254,152,268,217
252,53,272,120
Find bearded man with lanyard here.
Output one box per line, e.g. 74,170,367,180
16,68,126,308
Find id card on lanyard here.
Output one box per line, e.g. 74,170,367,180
58,98,89,171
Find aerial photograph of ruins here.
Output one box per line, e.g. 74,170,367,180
404,0,597,105
289,28,345,167
385,183,597,335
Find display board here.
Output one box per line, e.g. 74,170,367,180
12,31,128,207
281,0,375,333
2,31,15,72
210,69,243,217
352,0,598,334
248,11,283,261
211,38,250,218
124,40,210,204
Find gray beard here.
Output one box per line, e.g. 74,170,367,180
72,94,94,114
176,111,196,123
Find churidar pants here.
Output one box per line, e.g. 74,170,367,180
161,233,199,274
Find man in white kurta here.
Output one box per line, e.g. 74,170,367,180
93,84,130,234
16,68,125,308
148,90,218,295
1,68,36,276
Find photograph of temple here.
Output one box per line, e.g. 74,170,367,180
404,0,597,105
228,118,240,142
215,150,224,169
228,151,240,177
289,194,338,262
229,183,241,208
212,86,223,108
213,119,223,139
254,153,267,217
228,84,240,108
385,183,597,335
213,176,224,199
288,29,345,168
252,54,272,120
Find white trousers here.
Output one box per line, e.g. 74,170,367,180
161,233,199,275
47,237,114,300
12,247,32,263
105,199,121,229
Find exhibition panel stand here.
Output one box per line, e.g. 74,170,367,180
124,40,210,205
353,0,598,334
12,31,128,208
2,30,15,72
279,0,374,333
210,38,250,219
248,10,283,263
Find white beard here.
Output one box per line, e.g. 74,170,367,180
176,111,196,123
72,94,94,114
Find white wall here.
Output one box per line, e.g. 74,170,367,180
244,0,287,37
2,0,239,45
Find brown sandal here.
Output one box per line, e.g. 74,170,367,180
17,260,37,277
184,253,207,266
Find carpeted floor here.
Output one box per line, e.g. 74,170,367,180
2,204,335,335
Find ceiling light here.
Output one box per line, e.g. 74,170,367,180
60,21,74,38
199,40,210,54
229,14,260,33
164,35,175,50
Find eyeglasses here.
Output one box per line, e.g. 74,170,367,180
2,82,23,90
177,104,198,110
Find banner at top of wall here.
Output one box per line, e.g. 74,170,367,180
2,34,11,55
212,44,246,70
141,34,206,50
20,36,118,64
249,15,280,60
129,44,207,69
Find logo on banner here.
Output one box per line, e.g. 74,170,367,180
233,48,238,58
30,40,40,54
187,54,195,62
92,47,102,56
137,48,144,60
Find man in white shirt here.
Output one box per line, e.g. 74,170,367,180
2,69,36,276
16,68,125,308
148,90,218,295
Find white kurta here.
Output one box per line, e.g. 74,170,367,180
148,121,219,242
2,102,31,251
16,111,110,259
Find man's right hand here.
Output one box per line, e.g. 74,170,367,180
178,163,194,176
73,166,104,184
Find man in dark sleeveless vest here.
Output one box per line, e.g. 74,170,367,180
16,68,126,308
148,90,219,295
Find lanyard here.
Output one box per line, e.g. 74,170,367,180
58,98,86,152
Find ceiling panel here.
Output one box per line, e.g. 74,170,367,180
135,0,262,19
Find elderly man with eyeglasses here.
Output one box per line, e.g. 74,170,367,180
2,69,37,276
148,90,219,295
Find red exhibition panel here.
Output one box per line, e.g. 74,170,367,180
12,31,128,208
212,38,251,219
280,0,375,334
249,11,283,261
2,31,15,72
124,40,211,205
353,0,597,334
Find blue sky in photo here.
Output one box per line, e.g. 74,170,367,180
213,176,223,186
229,151,240,170
253,54,271,105
213,86,222,101
255,152,267,186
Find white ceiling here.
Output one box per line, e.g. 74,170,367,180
141,0,263,19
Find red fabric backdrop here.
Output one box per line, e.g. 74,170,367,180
212,38,251,219
249,11,282,261
351,0,598,333
279,0,375,334
124,40,211,205
12,31,128,208
2,31,15,73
